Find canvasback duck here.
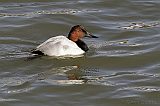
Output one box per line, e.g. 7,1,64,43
31,25,98,57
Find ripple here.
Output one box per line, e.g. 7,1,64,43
0,23,31,29
89,32,160,57
4,87,34,94
44,79,85,85
0,37,37,44
0,1,101,18
0,66,77,87
34,65,78,78
0,76,31,88
0,66,81,96
0,9,101,18
121,86,160,92
0,37,38,60
0,98,19,102
0,65,116,86
119,22,160,29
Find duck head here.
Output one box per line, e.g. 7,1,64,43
68,25,98,52
68,25,98,42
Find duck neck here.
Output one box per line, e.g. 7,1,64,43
75,39,89,52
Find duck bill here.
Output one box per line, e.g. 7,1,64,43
85,32,98,38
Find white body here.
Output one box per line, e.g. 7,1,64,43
35,36,85,56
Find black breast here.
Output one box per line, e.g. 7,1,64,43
75,39,89,52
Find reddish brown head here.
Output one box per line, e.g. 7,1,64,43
68,25,98,42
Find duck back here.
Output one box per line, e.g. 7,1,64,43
33,36,85,56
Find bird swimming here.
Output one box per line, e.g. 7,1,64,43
31,25,98,57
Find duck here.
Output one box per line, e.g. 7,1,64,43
31,25,98,57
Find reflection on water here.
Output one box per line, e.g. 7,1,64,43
0,0,160,106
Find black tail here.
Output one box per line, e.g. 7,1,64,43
31,49,44,55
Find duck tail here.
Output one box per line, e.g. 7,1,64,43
31,49,44,55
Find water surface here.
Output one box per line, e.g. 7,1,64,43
0,0,160,106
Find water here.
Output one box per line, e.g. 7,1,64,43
0,0,160,106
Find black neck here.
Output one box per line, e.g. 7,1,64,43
75,39,89,52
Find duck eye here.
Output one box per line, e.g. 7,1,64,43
77,29,82,32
